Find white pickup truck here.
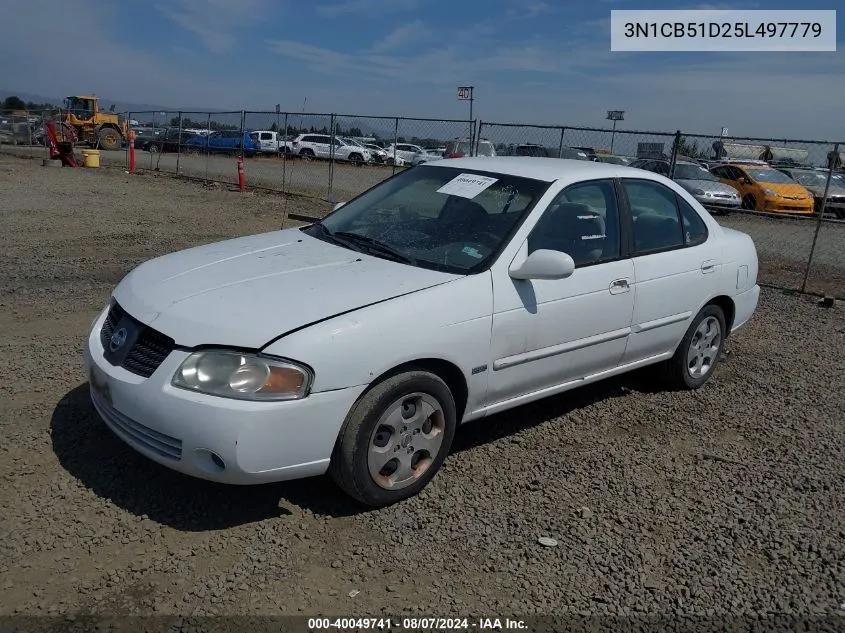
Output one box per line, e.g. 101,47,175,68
251,130,294,154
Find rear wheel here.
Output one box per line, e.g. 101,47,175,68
148,143,160,154
667,304,726,390
329,370,457,507
300,148,314,159
97,127,121,151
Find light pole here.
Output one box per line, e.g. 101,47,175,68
606,110,624,154
458,86,474,154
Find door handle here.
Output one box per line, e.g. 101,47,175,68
609,278,631,294
701,260,717,274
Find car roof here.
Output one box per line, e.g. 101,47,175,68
423,156,650,182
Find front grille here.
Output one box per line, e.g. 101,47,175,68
100,302,176,378
91,389,183,460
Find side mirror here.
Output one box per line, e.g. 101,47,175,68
509,249,575,281
742,177,752,185
333,201,346,211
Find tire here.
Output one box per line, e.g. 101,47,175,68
329,370,457,507
349,153,363,166
148,144,160,154
97,127,121,151
666,304,726,390
741,194,756,211
300,148,314,159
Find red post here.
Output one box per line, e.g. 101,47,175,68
128,131,136,173
237,154,246,192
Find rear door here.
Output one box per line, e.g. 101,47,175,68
620,178,719,364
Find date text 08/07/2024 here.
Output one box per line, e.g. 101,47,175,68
308,617,528,630
623,21,823,39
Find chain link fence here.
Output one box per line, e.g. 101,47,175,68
1,109,842,298
480,121,844,299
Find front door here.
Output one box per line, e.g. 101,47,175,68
487,179,635,405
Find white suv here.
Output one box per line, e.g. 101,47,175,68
291,134,371,165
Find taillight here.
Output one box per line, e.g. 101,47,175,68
448,153,464,158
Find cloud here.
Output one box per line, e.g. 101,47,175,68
316,0,419,18
370,20,431,53
155,0,268,53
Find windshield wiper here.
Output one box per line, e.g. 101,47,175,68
333,231,416,265
309,220,351,248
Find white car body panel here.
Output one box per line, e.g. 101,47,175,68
85,157,760,485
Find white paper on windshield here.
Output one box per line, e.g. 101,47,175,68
436,173,498,199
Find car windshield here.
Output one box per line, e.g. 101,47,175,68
600,155,630,165
746,168,795,184
306,165,550,274
790,171,829,187
674,164,717,181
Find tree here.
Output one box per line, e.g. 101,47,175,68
348,126,363,138
2,96,26,111
270,122,278,132
676,135,705,159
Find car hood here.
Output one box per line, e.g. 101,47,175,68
112,228,460,349
676,179,738,194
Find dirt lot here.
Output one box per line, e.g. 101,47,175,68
0,155,844,623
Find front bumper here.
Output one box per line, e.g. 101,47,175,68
761,198,814,214
83,307,366,485
694,194,740,209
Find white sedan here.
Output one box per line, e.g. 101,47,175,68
83,158,760,507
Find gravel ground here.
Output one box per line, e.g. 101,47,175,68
0,155,844,625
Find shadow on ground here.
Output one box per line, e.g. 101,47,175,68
51,369,664,531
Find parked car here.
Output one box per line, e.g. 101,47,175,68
411,149,443,166
84,157,759,507
774,167,845,218
630,159,740,215
595,154,634,166
145,128,199,153
252,130,293,154
444,138,497,158
515,144,549,157
291,134,371,165
183,130,261,157
709,163,814,214
361,143,389,163
571,146,598,161
383,143,427,165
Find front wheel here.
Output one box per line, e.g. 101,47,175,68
742,194,756,211
667,304,726,390
329,370,457,507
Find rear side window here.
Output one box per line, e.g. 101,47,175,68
677,196,708,246
624,179,685,254
260,132,272,140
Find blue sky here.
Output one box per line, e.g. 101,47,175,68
1,0,842,138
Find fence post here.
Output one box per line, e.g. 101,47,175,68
668,130,681,178
475,121,484,157
328,113,336,202
282,112,288,196
391,117,399,176
205,112,211,182
126,112,132,169
558,127,566,158
176,112,183,175
800,141,838,294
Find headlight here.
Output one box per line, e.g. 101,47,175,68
172,350,313,401
764,189,780,197
692,188,706,196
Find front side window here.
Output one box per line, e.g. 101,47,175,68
528,180,621,267
624,179,684,254
306,166,551,274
